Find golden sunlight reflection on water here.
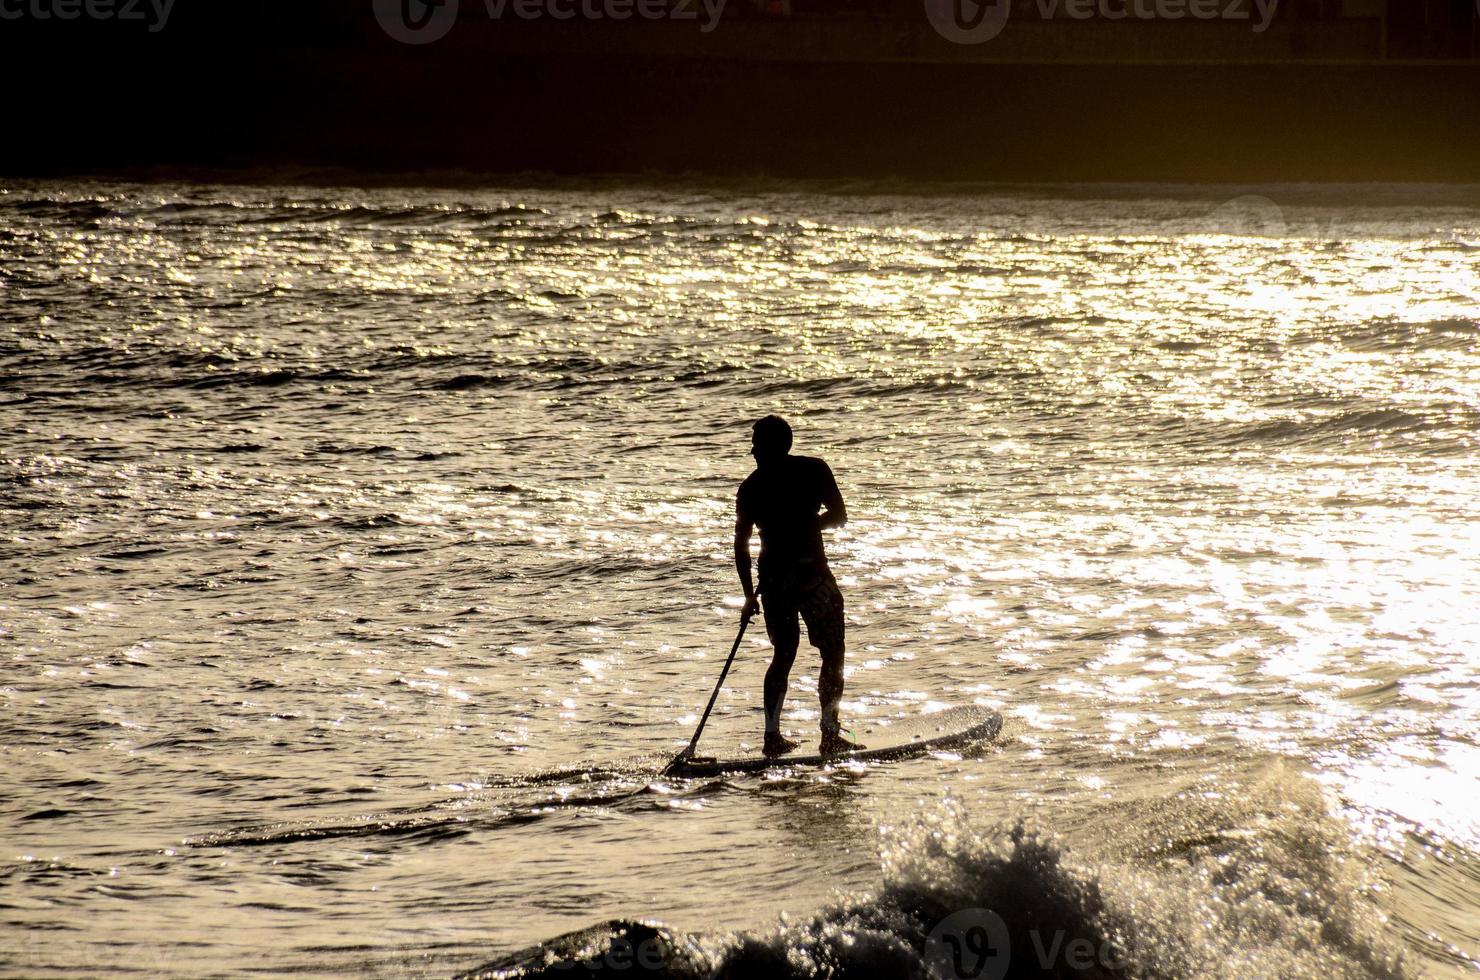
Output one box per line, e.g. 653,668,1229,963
2,180,1478,976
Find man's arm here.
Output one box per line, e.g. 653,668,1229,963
818,461,847,529
735,500,760,618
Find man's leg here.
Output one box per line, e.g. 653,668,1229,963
761,592,800,754
764,644,798,736
800,569,859,752
817,641,845,737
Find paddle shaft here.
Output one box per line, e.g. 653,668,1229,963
672,610,754,765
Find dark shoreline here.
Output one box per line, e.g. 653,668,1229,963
12,56,1480,183
7,0,1480,185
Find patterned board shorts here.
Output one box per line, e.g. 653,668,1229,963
760,562,845,653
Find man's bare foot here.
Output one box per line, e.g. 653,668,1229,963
763,732,800,758
819,731,866,757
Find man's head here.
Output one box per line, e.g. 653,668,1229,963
751,414,793,464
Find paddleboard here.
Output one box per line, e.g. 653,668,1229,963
667,704,1001,777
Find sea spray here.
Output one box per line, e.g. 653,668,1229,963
460,770,1409,978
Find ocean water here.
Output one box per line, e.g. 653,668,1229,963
1,177,1477,979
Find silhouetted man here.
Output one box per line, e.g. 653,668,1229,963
735,415,862,757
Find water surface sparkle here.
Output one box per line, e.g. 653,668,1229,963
1,180,1477,977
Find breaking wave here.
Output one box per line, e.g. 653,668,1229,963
461,768,1409,979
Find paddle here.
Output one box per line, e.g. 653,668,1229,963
662,607,756,775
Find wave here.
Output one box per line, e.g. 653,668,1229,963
459,771,1410,980
1216,404,1478,455
1233,407,1430,442
747,374,977,399
0,195,552,231
1,189,901,247
0,339,761,399
187,767,682,849
1316,319,1479,354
